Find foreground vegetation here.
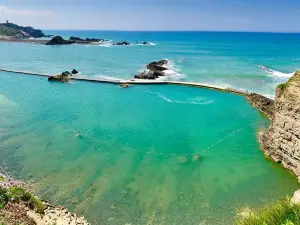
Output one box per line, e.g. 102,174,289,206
235,198,300,225
0,174,46,225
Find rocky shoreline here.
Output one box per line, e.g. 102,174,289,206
246,71,300,182
0,35,155,46
258,71,300,181
0,173,89,225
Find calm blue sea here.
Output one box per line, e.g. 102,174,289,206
0,31,300,224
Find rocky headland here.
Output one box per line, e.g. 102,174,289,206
0,22,50,38
0,23,154,46
249,71,300,181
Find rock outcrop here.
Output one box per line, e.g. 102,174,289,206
69,37,104,43
71,69,79,75
134,59,169,79
113,41,130,46
259,71,300,180
291,189,300,204
0,22,49,38
85,38,104,42
46,36,75,45
46,36,105,45
246,93,274,119
48,71,72,82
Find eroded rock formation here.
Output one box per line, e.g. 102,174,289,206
46,36,75,45
134,59,169,79
246,93,274,119
259,71,300,180
48,71,72,82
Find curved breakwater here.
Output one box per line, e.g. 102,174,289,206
0,68,248,96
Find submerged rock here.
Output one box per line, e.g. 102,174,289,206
134,59,169,80
193,153,201,161
46,36,75,45
177,156,188,164
48,71,72,82
120,83,129,88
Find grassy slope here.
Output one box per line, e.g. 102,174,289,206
235,199,300,225
0,25,20,36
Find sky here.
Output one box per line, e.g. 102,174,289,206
0,0,300,32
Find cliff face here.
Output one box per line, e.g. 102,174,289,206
260,71,300,180
246,93,274,119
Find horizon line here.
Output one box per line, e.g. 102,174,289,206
43,29,300,34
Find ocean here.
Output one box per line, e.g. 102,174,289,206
0,31,300,224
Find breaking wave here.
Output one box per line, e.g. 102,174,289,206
85,41,156,48
145,91,214,105
258,65,294,78
138,59,185,81
93,75,123,81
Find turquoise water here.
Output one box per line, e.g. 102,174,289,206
1,31,300,224
1,31,300,96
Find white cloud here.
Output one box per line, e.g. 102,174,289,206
0,5,55,27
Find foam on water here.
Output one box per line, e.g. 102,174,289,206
137,59,185,81
145,90,214,105
258,65,295,78
93,74,123,80
85,41,157,48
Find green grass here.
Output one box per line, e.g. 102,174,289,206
0,175,5,182
7,186,26,201
23,191,46,214
0,188,8,209
277,82,288,91
235,199,300,225
0,186,45,214
0,25,20,36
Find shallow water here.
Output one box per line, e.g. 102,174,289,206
0,72,299,224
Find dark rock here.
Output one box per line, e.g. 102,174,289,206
113,41,130,46
71,69,79,74
134,71,156,80
69,36,84,41
246,93,274,119
147,62,168,72
158,59,168,65
134,59,169,80
85,38,104,42
143,42,150,45
46,36,75,45
48,71,72,82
